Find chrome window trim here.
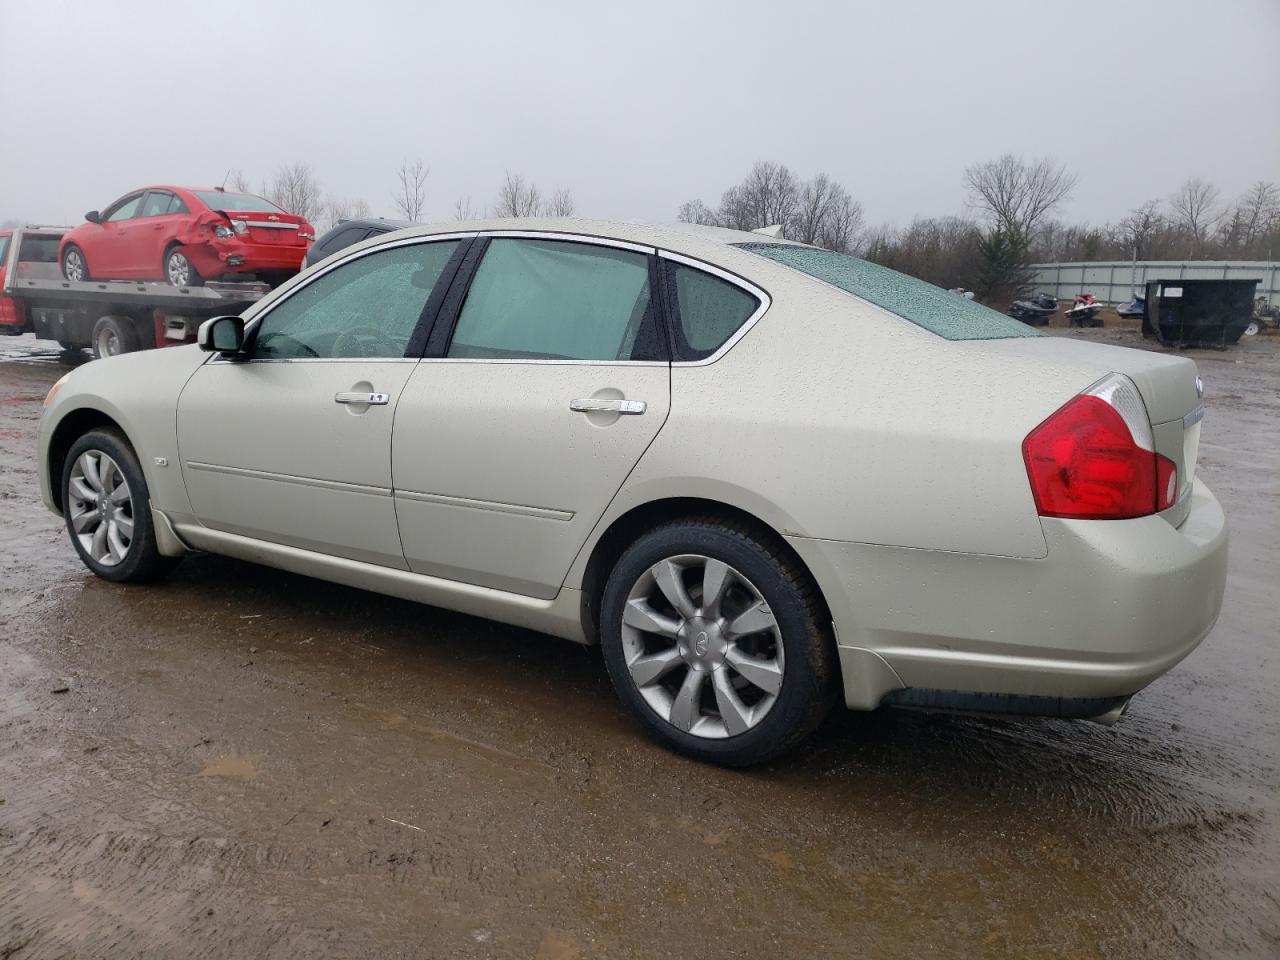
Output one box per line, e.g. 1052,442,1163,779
419,358,669,367
243,220,300,229
475,230,655,255
206,231,477,365
658,250,772,367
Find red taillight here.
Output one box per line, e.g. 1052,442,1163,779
1022,375,1177,520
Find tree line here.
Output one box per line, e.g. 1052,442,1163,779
222,160,575,233
216,154,1276,305
681,158,1280,302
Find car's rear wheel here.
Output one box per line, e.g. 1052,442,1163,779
91,315,140,360
62,245,89,282
165,248,202,287
600,518,838,766
61,429,180,583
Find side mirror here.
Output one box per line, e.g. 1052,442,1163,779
198,315,246,355
84,210,102,224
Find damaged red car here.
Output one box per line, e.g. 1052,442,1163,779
58,186,314,287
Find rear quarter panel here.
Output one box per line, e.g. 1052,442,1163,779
571,247,1105,587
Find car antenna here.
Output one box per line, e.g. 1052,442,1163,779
218,169,231,191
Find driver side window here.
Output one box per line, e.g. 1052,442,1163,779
105,195,143,222
250,240,460,359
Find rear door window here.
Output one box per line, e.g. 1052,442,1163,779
447,238,661,361
139,191,177,217
666,261,761,360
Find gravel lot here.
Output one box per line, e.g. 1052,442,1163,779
1,330,1276,959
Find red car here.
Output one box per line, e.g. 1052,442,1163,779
0,230,25,333
58,186,314,287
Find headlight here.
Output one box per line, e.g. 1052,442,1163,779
44,373,70,407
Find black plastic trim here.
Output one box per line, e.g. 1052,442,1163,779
882,687,1131,720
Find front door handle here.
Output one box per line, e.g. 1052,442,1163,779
335,391,390,405
570,398,646,415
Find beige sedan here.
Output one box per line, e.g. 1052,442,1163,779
37,219,1228,765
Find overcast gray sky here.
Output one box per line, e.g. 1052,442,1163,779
1,0,1277,230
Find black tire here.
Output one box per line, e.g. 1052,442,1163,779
164,247,203,287
61,244,90,282
61,428,180,583
91,315,140,360
600,517,838,767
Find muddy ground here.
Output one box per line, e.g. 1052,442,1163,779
0,330,1276,959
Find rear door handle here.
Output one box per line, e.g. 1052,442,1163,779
570,398,646,415
335,391,390,405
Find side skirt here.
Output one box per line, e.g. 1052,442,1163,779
170,521,589,643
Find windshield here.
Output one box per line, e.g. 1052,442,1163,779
0,235,8,266
193,191,286,213
738,243,1041,340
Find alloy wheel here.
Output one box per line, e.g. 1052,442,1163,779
167,252,191,286
64,249,86,282
67,451,134,566
621,554,785,738
95,326,121,357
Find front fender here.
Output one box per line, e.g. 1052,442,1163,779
39,346,208,518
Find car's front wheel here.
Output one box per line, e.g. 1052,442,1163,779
62,245,89,282
165,248,202,287
600,518,838,766
61,429,180,582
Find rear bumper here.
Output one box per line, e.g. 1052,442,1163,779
788,478,1229,711
183,239,307,278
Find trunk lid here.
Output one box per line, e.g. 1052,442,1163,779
217,209,310,246
977,337,1204,525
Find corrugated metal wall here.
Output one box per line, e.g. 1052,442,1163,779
1028,261,1280,306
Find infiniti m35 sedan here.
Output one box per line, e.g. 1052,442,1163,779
37,219,1228,766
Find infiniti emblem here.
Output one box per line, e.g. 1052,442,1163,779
1195,375,1204,399
694,631,709,656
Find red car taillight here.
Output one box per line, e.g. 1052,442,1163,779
1022,373,1177,520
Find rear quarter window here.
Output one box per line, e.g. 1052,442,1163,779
738,243,1040,340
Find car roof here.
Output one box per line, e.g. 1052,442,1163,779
324,218,413,233
380,217,809,256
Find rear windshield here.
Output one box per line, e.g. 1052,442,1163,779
193,191,285,213
18,234,60,263
738,243,1040,340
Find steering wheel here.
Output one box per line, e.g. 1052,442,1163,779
333,322,400,359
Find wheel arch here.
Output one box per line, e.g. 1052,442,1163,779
46,407,130,513
575,496,832,645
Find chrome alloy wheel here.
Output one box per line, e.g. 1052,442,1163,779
67,451,134,566
621,554,785,738
64,249,86,281
166,251,191,286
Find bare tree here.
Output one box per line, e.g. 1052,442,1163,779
492,172,542,218
1118,199,1165,258
453,196,482,221
1230,181,1278,250
544,187,575,217
790,173,863,252
392,157,429,222
1169,177,1222,256
964,154,1077,239
265,162,324,223
718,161,800,232
318,195,372,232
677,199,720,226
224,168,252,193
